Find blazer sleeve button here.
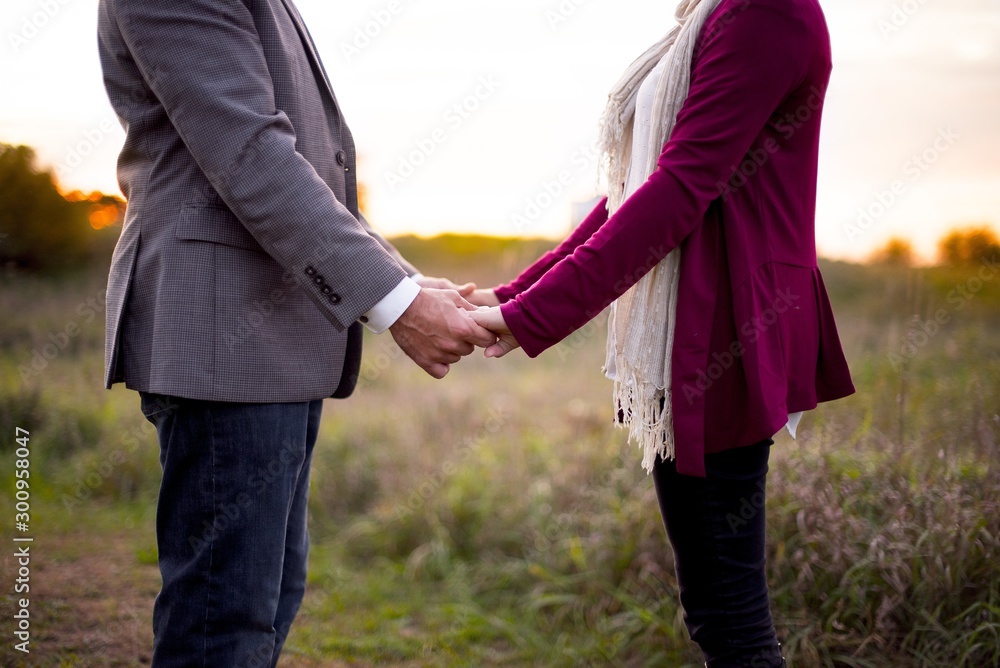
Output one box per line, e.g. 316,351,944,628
336,150,347,166
305,266,317,277
329,293,342,304
320,285,332,295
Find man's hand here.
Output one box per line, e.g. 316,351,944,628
414,275,476,297
465,288,500,307
469,307,520,358
390,289,498,378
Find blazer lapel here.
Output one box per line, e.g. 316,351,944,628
277,0,341,107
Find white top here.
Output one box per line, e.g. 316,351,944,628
617,59,804,440
625,58,667,197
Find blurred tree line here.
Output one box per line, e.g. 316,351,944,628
937,227,1000,265
0,143,122,274
1,141,998,276
871,227,1000,267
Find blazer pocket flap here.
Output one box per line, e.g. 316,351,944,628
175,205,263,251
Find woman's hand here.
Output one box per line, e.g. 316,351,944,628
464,288,500,307
469,307,520,358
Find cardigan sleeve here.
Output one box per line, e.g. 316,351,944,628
501,1,814,357
493,198,609,303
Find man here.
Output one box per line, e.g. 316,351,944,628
96,0,495,665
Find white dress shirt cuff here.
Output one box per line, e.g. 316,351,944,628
359,276,421,334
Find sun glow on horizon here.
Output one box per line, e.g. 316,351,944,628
1,0,997,264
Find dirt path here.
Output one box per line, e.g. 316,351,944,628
0,531,157,666
0,531,356,667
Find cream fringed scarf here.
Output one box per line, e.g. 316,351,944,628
599,0,723,473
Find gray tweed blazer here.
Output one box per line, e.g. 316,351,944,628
97,0,418,402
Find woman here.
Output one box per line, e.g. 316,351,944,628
469,0,855,665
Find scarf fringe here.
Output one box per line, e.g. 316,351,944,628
612,359,675,475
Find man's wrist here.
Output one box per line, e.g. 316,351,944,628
359,277,421,334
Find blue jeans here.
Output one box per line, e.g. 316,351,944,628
140,393,322,668
652,440,785,668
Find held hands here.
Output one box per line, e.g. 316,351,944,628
469,307,520,359
390,288,497,379
413,275,499,308
414,275,476,296
465,289,500,307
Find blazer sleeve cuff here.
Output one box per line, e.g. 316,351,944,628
359,276,421,334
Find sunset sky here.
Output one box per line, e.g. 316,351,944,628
2,0,998,262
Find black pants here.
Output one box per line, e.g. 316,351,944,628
652,439,784,668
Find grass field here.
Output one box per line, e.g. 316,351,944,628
1,237,998,667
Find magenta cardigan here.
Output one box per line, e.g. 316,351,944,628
495,0,855,477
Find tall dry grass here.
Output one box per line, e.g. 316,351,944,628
1,243,998,666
